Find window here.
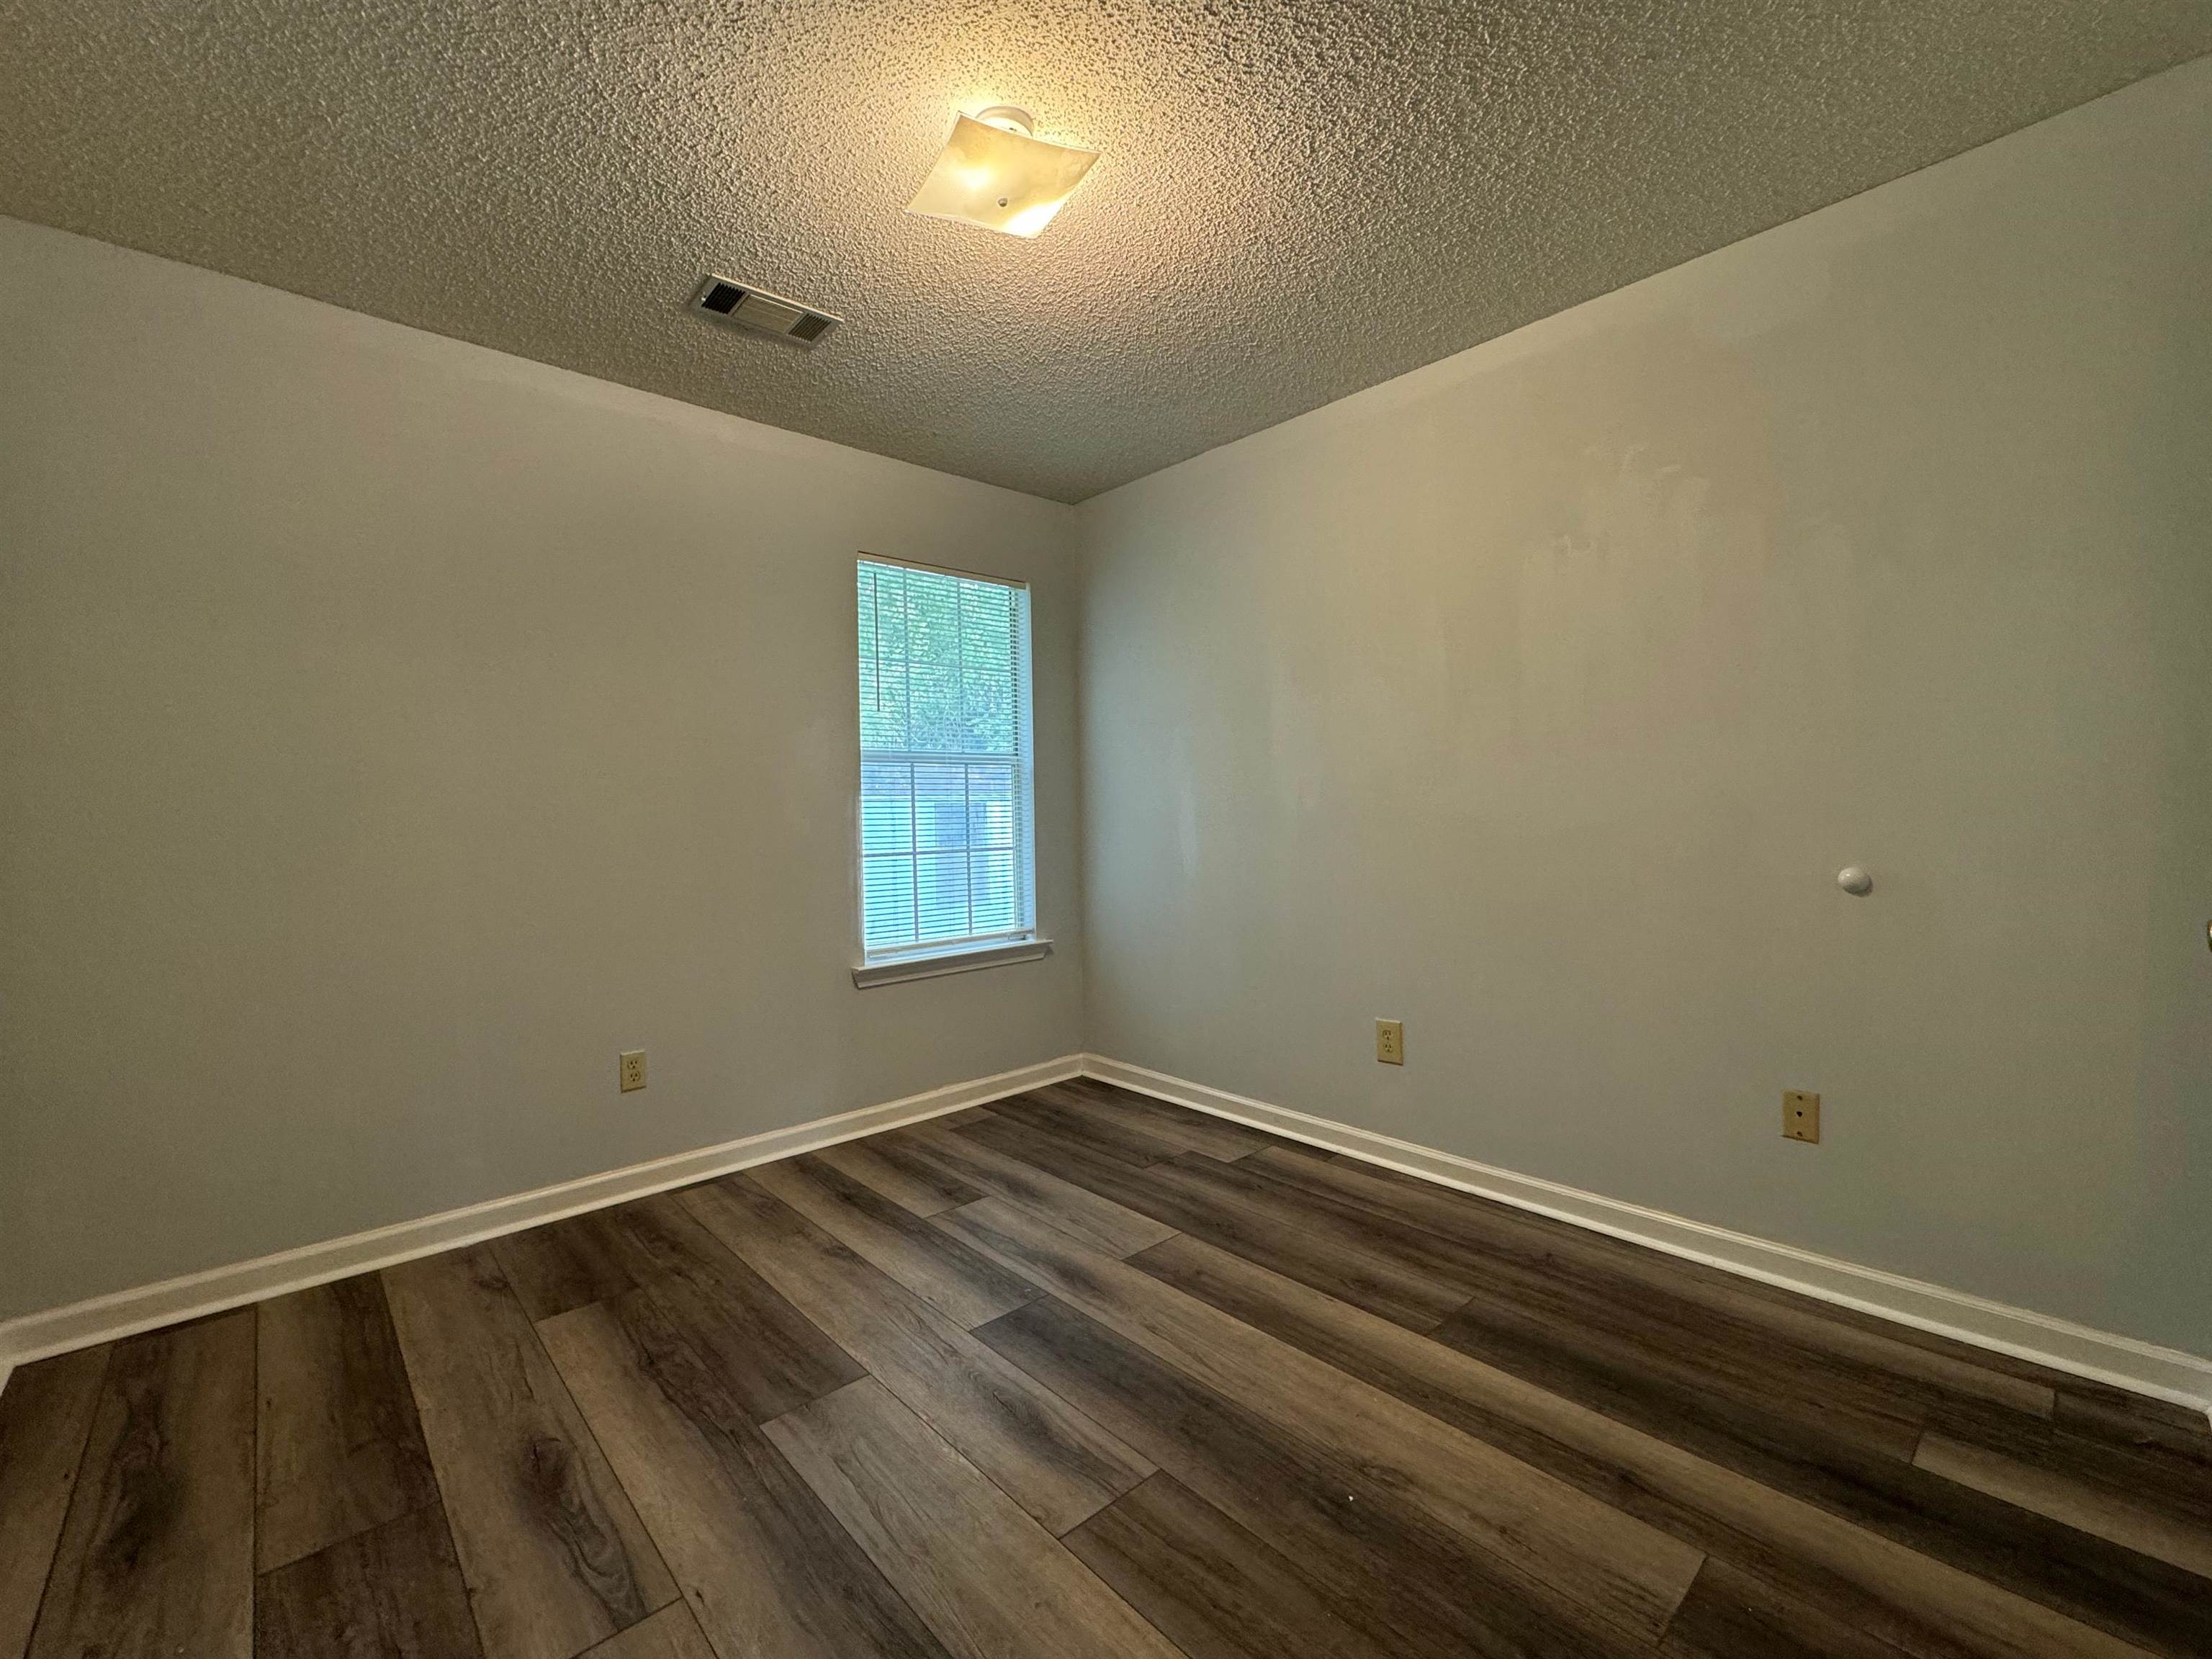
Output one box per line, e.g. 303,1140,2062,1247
855,557,1040,979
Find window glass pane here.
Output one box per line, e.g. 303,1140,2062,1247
913,763,968,851
860,762,914,855
904,570,963,753
915,850,969,940
968,849,1018,934
862,856,916,948
961,583,1017,755
858,565,909,754
965,762,1015,849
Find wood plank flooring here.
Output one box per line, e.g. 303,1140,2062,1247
381,1246,676,1659
4,1081,2208,1659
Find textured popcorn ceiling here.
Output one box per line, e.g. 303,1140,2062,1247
3,4,2206,502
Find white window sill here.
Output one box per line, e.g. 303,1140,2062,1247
853,938,1053,989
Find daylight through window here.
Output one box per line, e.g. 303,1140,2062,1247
858,557,1035,961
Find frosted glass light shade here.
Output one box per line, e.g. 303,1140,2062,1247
907,113,1099,239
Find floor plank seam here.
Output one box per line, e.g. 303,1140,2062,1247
14,1344,118,1659
379,1271,513,1659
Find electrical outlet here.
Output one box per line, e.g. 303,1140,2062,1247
619,1050,647,1092
1375,1019,1404,1066
1783,1089,1820,1143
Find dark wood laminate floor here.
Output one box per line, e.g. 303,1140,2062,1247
4,1079,2208,1659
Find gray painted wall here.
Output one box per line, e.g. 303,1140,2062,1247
0,220,1082,1319
1076,60,2211,1353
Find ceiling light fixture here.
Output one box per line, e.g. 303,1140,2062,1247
906,105,1099,239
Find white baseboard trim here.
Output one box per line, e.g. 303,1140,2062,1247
1079,1053,2212,1424
0,1053,1082,1382
11,1046,2204,1427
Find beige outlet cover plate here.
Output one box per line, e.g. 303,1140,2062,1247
619,1050,647,1092
1784,1089,1820,1143
1375,1020,1404,1066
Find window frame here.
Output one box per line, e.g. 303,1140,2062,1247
851,552,1049,987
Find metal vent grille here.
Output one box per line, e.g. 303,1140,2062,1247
689,275,840,347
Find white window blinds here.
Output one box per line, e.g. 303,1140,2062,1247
858,557,1035,960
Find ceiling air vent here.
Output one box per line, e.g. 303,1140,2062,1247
690,275,840,346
